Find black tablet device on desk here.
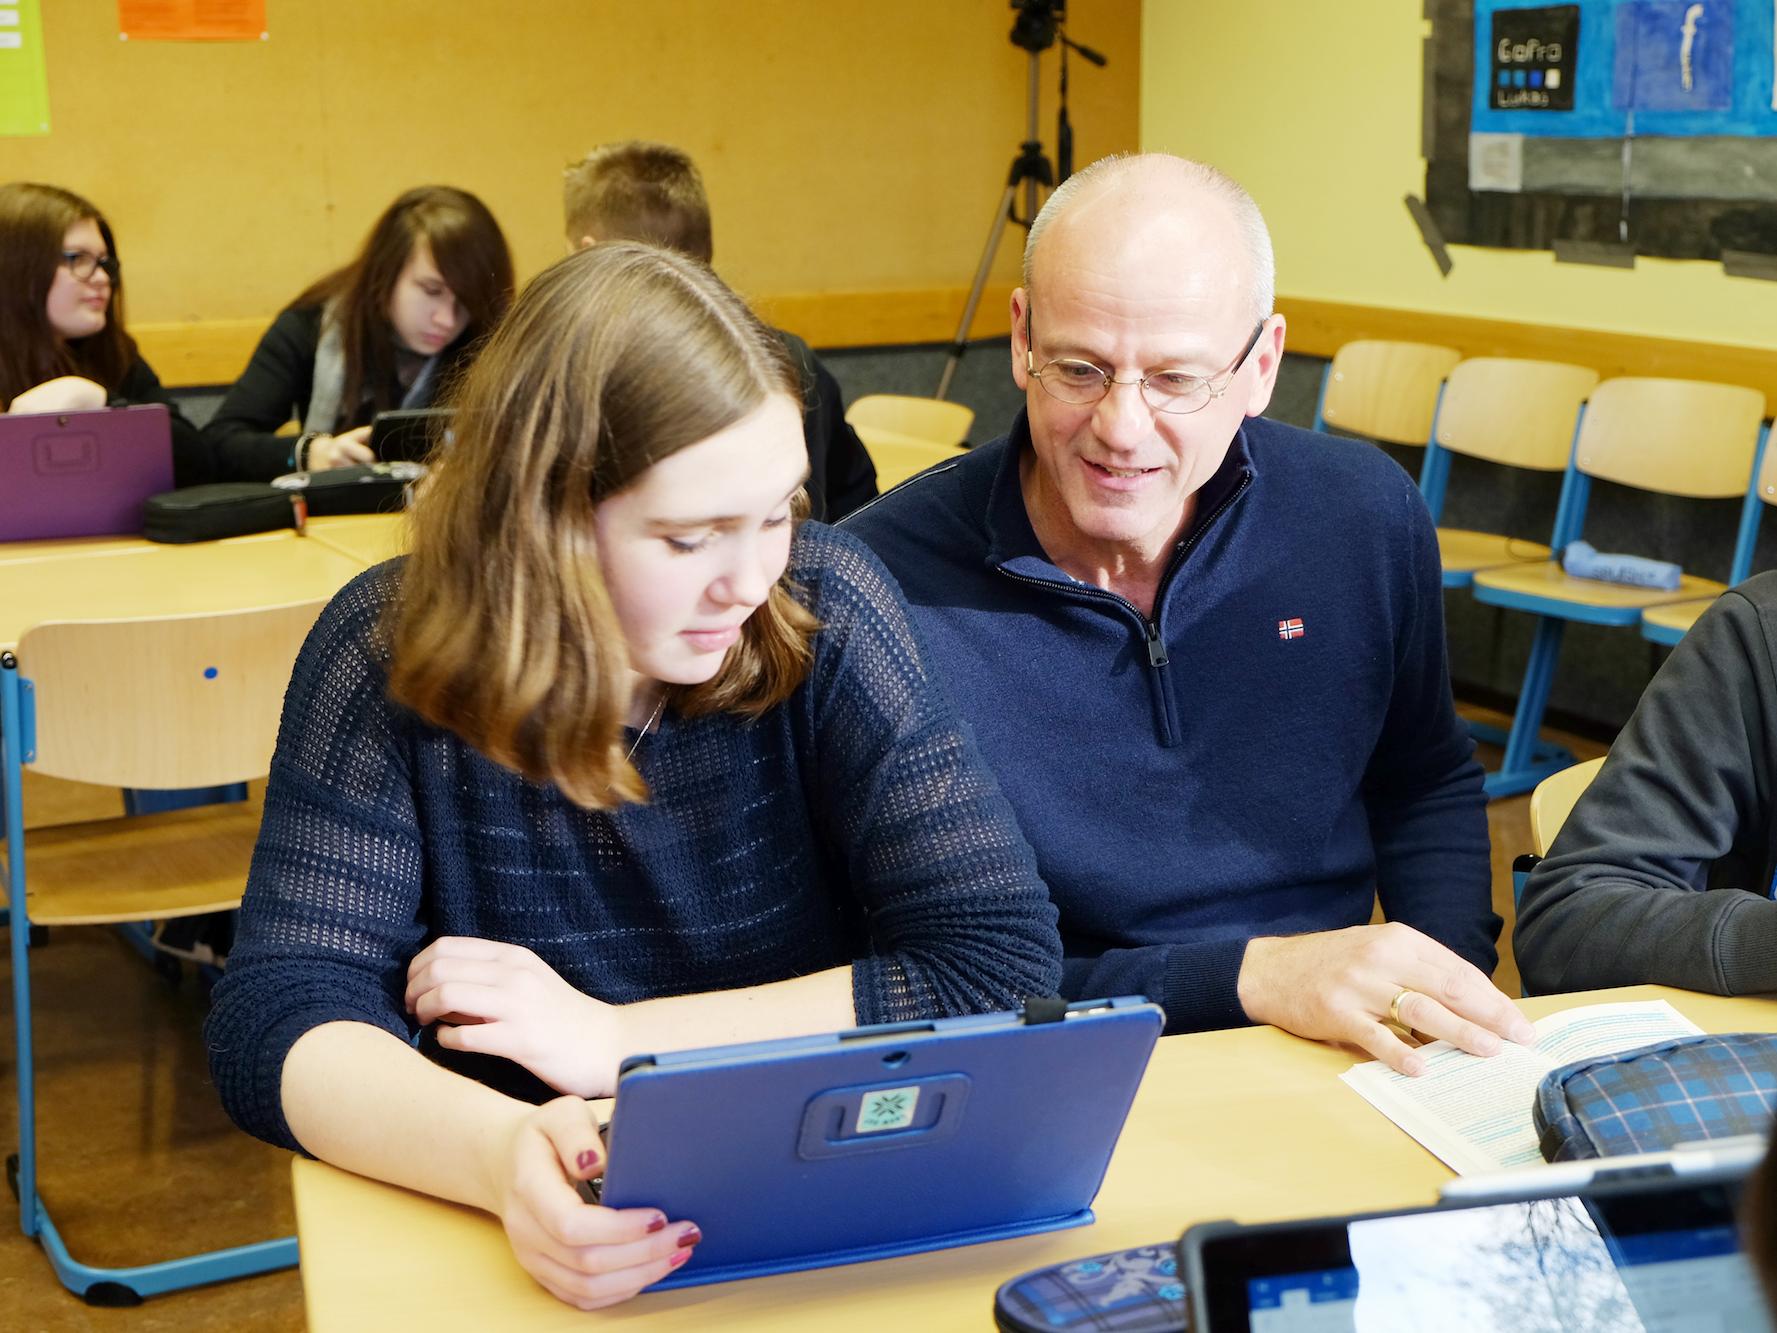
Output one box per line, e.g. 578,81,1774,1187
369,407,453,463
1181,1155,1770,1332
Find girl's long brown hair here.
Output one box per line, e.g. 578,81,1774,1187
293,186,514,418
389,243,817,808
0,183,136,407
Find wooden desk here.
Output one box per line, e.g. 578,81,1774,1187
0,526,389,651
291,985,1777,1331
305,513,410,568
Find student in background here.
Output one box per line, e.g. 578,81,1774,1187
205,185,513,481
564,142,878,521
207,243,1061,1311
0,182,212,486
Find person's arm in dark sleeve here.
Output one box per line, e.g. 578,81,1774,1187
805,528,1061,1020
204,572,427,1151
1061,940,1249,1035
805,354,878,521
201,307,318,482
1366,470,1498,975
114,356,215,487
1516,582,1777,996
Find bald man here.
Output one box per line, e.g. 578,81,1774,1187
845,154,1528,1074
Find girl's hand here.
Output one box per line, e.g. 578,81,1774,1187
406,937,627,1098
492,1095,698,1309
309,424,375,469
8,376,108,415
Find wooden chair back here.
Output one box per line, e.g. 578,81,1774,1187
862,433,967,491
1318,340,1461,444
18,600,326,789
1433,359,1598,470
1575,378,1767,498
1529,756,1607,856
847,395,975,449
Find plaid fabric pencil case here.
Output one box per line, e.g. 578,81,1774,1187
1535,1032,1777,1162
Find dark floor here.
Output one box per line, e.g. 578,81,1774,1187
0,711,1599,1327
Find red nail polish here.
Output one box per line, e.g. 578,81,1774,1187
676,1225,702,1249
575,1149,600,1173
645,1213,668,1234
669,1248,693,1269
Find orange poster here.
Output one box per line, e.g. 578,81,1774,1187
117,0,265,41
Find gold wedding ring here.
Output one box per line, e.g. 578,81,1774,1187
1387,987,1414,1035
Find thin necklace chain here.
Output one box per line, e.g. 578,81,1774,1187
622,692,666,768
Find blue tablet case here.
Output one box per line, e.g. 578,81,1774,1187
600,997,1163,1289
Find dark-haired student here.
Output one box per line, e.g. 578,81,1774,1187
204,185,513,481
205,242,1062,1311
0,181,213,485
564,141,878,520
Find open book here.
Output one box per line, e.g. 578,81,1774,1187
1339,1000,1704,1175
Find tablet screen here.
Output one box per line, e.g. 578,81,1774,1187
1199,1181,1770,1332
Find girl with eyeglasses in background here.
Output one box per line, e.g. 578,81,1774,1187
204,185,514,481
0,182,213,486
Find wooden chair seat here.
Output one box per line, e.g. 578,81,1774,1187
1640,597,1717,645
1437,529,1550,575
7,801,262,926
1472,560,1724,622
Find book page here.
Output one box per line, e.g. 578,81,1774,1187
1338,1000,1703,1175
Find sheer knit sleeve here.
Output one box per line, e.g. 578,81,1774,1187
205,564,426,1152
793,525,1063,1022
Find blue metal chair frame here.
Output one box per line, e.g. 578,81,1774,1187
1469,424,1771,799
1638,477,1769,647
1420,384,1581,776
1,651,296,1305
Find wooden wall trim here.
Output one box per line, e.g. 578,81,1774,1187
1278,297,1777,413
138,294,1777,411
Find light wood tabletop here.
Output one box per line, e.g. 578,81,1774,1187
290,985,1777,1331
304,513,411,568
0,522,397,650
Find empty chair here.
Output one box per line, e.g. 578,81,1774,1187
1470,378,1769,798
1419,358,1599,587
2,600,324,1303
846,394,974,450
1641,429,1777,646
1312,340,1461,444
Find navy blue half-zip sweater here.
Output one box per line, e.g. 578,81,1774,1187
844,410,1497,1034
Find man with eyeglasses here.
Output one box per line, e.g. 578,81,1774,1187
845,154,1530,1075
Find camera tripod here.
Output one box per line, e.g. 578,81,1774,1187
935,3,1104,402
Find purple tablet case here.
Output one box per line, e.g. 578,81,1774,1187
0,404,174,542
600,997,1163,1290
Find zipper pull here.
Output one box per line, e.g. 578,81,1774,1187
1144,621,1169,668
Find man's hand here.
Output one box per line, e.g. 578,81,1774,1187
1237,923,1536,1075
406,937,627,1098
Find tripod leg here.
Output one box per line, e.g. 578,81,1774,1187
937,183,1020,402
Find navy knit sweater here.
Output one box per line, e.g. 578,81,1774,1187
844,411,1497,1034
206,524,1062,1151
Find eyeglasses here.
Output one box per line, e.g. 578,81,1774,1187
60,250,119,284
1025,312,1268,415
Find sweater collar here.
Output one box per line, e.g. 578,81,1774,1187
981,407,1258,579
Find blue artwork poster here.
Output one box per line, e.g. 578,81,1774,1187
1473,0,1777,136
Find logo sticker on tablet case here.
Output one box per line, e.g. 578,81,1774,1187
857,1086,919,1133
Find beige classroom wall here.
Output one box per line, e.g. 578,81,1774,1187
10,1,1140,380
